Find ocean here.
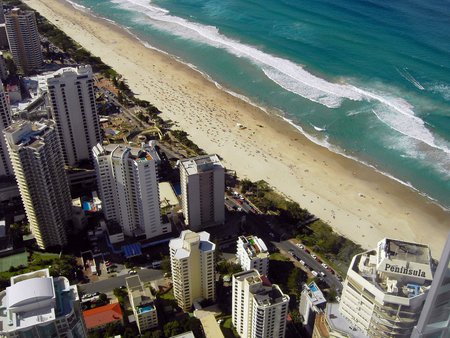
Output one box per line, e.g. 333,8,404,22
69,0,450,208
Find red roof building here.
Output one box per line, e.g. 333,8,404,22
83,302,124,331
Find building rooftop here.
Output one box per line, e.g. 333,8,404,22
253,284,289,307
83,303,123,330
4,120,53,150
170,230,215,260
94,143,157,164
325,303,367,337
0,269,78,333
180,154,223,175
304,282,326,307
234,270,289,307
351,238,433,299
238,235,269,260
126,275,155,314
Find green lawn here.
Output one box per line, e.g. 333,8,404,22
0,252,28,272
269,252,289,261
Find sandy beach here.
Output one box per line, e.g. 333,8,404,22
25,0,449,256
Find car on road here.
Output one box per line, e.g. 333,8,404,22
299,260,305,265
320,271,326,277
321,263,328,269
311,271,318,277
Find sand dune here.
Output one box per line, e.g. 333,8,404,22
26,0,450,256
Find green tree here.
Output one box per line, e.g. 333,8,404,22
161,255,171,274
164,321,181,337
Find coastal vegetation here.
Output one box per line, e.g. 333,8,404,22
0,251,80,290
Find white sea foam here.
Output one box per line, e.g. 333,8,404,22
67,0,450,208
106,0,450,154
66,0,89,11
428,83,450,101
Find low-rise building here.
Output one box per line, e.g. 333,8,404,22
0,268,87,337
300,282,327,334
126,275,158,334
236,235,269,276
83,302,123,333
339,238,434,337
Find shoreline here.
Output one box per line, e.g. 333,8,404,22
26,0,450,256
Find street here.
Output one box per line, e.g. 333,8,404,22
276,240,343,293
79,268,164,294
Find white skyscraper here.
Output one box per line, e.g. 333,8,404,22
93,143,168,239
0,269,87,337
169,230,216,311
0,85,12,177
232,269,289,338
339,238,434,337
5,8,43,73
47,65,101,166
4,120,72,249
236,235,269,276
179,154,225,231
412,232,450,338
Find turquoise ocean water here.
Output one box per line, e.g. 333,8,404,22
69,0,450,208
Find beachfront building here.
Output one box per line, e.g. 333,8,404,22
232,269,289,338
299,282,327,334
4,120,72,249
169,230,216,311
47,65,101,166
0,268,87,338
339,238,434,337
179,154,225,231
236,235,269,276
126,275,158,334
0,85,12,177
93,143,169,240
5,8,43,73
412,233,450,338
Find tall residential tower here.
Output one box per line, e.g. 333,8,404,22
339,238,434,337
180,154,225,231
5,8,42,73
47,65,101,166
169,230,216,311
4,120,72,249
93,143,168,239
232,269,289,338
0,85,12,177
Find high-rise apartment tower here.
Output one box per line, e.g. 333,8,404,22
169,230,216,311
4,120,72,249
47,65,101,166
0,85,12,177
93,143,168,239
232,269,290,338
179,154,225,231
5,8,43,73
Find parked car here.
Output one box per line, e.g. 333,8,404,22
296,243,305,250
321,263,328,269
311,254,317,259
128,269,137,275
299,260,305,265
311,271,318,277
